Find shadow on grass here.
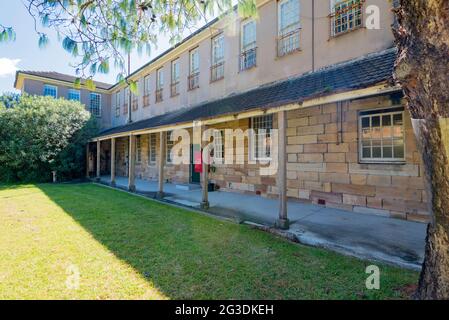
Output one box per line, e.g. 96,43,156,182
37,183,417,300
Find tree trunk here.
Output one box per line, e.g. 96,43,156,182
393,0,449,299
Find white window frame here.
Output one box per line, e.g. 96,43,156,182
43,84,58,98
211,33,225,82
250,115,273,161
358,108,406,163
240,19,257,71
277,0,301,56
144,75,151,95
68,89,80,101
330,0,364,37
89,92,101,117
166,131,174,164
136,135,142,163
157,68,164,89
171,59,180,96
115,91,121,117
149,133,157,164
212,129,225,164
189,48,200,75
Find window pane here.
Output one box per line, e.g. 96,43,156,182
362,147,371,158
371,116,380,127
394,145,404,159
383,146,393,158
382,114,391,126
361,117,370,128
393,113,403,125
372,147,381,158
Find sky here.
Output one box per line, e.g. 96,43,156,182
0,1,202,94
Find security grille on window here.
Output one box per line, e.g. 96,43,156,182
115,92,121,117
240,20,257,71
156,68,164,102
330,0,364,37
136,136,142,163
89,93,101,117
43,84,57,98
171,60,180,96
251,115,273,160
359,108,405,163
149,133,157,164
189,48,200,90
278,0,301,56
68,89,80,101
211,34,224,82
166,131,174,164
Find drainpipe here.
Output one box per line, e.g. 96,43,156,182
127,53,132,124
312,0,315,72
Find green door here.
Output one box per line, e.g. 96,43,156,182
190,144,201,184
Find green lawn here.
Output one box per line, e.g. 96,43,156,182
0,183,418,300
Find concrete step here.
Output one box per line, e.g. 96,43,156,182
175,184,201,191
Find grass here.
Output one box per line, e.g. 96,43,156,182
0,183,418,300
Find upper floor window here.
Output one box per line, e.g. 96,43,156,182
131,90,138,111
189,48,200,90
277,0,301,56
143,75,151,107
156,68,164,102
250,114,273,161
43,84,57,98
123,87,129,114
115,91,120,117
68,89,80,101
171,59,180,97
211,34,224,82
89,93,101,117
240,19,257,71
149,133,157,164
359,107,405,163
330,0,364,37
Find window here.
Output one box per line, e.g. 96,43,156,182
124,87,129,114
240,19,257,71
143,75,151,107
212,129,225,163
43,84,57,98
166,131,174,164
156,68,164,102
68,89,80,101
171,60,180,97
211,34,225,82
359,108,405,163
115,91,121,117
149,133,157,164
89,93,101,117
189,48,200,90
132,91,138,111
136,136,142,163
250,115,273,160
278,0,301,56
330,0,364,37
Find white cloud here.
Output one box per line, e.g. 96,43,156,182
0,58,20,77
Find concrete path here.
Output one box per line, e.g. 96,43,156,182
100,176,426,270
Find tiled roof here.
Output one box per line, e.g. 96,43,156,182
17,71,112,90
97,48,398,138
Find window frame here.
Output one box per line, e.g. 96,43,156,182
89,92,102,118
171,59,180,97
166,131,174,164
68,89,80,101
330,0,365,38
136,135,142,163
188,47,200,90
211,33,225,82
115,91,121,117
43,84,58,98
277,0,301,57
240,19,257,71
149,133,157,165
358,107,406,164
156,67,164,102
143,75,151,107
249,115,273,161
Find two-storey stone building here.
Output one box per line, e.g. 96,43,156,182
15,0,430,225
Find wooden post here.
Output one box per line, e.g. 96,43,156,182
86,143,90,179
200,125,209,209
157,131,166,199
110,138,116,187
276,111,289,229
128,135,136,192
96,140,101,181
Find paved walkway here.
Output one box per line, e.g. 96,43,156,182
99,176,426,270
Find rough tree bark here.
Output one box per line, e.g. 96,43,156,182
393,0,449,299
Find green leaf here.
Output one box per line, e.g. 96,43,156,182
86,79,96,91
129,81,138,95
38,34,49,48
74,78,81,89
98,59,110,74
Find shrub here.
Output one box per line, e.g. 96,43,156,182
0,94,98,182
